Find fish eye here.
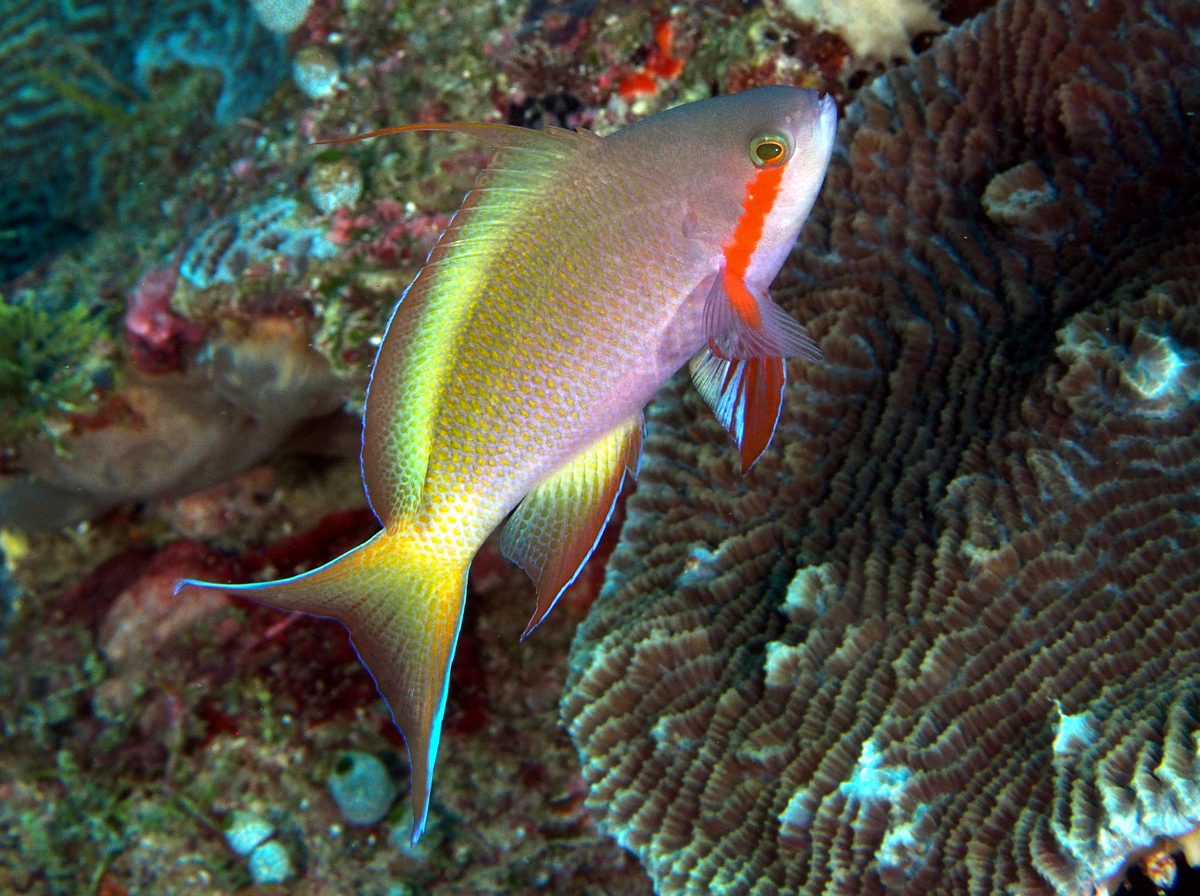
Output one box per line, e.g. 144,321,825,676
750,131,792,168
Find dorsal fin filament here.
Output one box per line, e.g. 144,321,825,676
314,121,574,148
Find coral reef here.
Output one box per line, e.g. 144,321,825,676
178,198,337,290
0,0,123,280
563,1,1200,895
0,0,1065,892
0,315,347,530
0,463,653,894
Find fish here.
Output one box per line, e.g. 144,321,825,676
178,85,837,842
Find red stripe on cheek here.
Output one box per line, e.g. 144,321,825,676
722,164,786,329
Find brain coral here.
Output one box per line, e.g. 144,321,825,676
562,0,1200,895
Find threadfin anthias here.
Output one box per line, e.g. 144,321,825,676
178,86,837,842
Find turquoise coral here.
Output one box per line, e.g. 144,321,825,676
247,839,295,884
179,198,337,290
133,0,286,125
222,809,274,856
328,751,399,826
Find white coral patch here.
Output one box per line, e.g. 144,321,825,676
1129,335,1183,400
763,641,803,686
840,739,934,877
778,785,817,843
877,805,932,874
1051,701,1098,757
840,739,911,805
779,738,932,877
676,544,719,585
782,0,945,63
782,563,837,623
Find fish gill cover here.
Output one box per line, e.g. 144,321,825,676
562,0,1200,894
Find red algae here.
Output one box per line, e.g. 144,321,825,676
124,266,208,375
617,18,686,100
617,70,658,101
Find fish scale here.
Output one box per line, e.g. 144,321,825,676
179,86,837,842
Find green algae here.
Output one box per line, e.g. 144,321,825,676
0,290,116,450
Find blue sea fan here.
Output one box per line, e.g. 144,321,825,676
134,0,287,124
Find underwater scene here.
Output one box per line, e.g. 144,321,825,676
2,0,1199,894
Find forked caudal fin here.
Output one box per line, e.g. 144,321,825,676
176,529,467,844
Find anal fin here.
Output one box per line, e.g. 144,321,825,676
501,415,643,638
689,348,786,473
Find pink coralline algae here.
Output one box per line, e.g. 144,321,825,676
124,265,207,375
99,539,235,667
562,0,1200,894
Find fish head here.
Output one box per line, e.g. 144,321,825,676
730,86,838,287
610,86,837,285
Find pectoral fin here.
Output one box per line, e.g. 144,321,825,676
703,270,822,362
501,415,643,638
689,349,785,474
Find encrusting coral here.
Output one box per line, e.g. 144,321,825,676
563,0,1200,894
779,0,944,63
